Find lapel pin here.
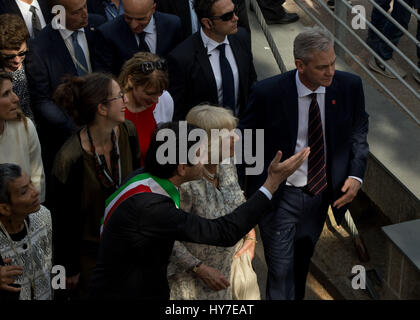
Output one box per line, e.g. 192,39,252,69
332,99,336,105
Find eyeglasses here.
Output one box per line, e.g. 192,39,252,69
139,60,168,74
1,50,29,60
104,91,125,103
210,6,238,21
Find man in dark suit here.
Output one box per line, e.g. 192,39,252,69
156,0,250,39
167,0,257,121
87,0,124,21
25,0,105,201
0,0,52,38
94,0,182,75
240,27,369,300
87,121,310,300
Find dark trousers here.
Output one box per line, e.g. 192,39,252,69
257,0,286,19
259,185,329,300
367,0,420,65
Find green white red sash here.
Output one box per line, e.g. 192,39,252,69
100,172,180,235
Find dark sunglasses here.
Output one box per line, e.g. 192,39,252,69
139,60,168,74
1,50,29,60
210,6,238,21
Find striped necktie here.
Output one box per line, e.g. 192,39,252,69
307,93,327,196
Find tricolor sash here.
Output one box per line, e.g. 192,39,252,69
100,173,180,235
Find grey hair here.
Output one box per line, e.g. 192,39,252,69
293,27,334,63
0,163,22,204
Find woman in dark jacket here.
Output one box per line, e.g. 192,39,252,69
50,72,140,299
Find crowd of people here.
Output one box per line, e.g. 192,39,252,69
0,0,369,301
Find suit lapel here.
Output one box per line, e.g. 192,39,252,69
284,72,299,151
48,26,77,75
6,1,23,18
117,16,140,54
325,78,339,152
193,34,218,101
229,35,246,109
39,0,52,23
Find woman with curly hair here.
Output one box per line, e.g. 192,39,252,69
50,72,140,299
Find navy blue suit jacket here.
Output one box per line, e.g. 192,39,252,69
167,27,257,121
239,70,369,224
26,14,105,133
94,11,182,75
0,0,52,23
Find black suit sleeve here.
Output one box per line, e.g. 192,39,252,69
136,190,272,246
167,49,189,121
25,46,76,133
348,77,369,179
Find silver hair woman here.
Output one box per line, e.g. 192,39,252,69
0,163,52,300
167,104,260,300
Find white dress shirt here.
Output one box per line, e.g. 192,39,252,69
286,71,362,187
59,28,92,73
135,15,157,54
200,28,240,115
15,0,47,38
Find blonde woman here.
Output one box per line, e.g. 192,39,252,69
168,104,259,300
118,52,173,167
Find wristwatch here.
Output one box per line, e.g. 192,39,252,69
192,262,202,273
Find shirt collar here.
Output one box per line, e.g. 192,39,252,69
142,15,155,34
16,0,41,11
295,70,326,98
200,28,229,54
59,27,86,41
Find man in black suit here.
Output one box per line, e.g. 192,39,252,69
87,0,124,21
0,0,52,38
25,0,105,201
167,0,257,121
240,27,369,300
156,0,250,39
94,0,182,75
87,121,310,300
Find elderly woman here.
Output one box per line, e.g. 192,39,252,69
0,14,34,123
168,104,259,300
118,52,173,167
0,72,45,203
0,163,52,300
50,73,140,299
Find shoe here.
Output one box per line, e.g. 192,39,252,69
265,7,299,24
368,56,407,79
413,70,420,84
327,0,353,11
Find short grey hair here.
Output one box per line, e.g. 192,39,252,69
293,27,334,63
0,163,22,204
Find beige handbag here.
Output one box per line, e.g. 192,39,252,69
230,250,261,300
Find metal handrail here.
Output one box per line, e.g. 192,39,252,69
293,0,420,126
393,0,420,21
318,0,420,100
248,0,287,73
365,0,420,48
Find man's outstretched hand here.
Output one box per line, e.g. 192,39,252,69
263,148,310,195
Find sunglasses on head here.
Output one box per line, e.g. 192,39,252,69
1,50,29,60
139,59,168,74
210,6,238,21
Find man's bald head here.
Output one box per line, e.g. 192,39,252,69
122,0,156,34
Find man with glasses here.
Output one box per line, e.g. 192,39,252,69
156,0,250,40
167,0,257,121
94,0,182,76
25,0,105,205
